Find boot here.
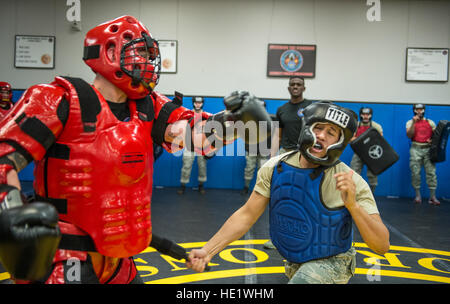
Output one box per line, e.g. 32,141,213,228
198,183,206,195
177,184,186,195
428,197,441,206
240,186,249,196
414,189,421,204
429,190,440,206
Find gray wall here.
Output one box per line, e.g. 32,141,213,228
0,0,449,104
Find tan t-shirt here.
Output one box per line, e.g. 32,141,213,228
365,121,383,135
254,151,379,214
405,118,436,131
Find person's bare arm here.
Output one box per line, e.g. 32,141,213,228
335,171,390,255
187,191,270,272
406,116,419,138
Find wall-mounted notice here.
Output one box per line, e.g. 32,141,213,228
267,44,316,78
14,35,55,69
159,40,177,73
406,48,448,82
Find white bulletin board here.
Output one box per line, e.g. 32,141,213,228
406,48,448,82
159,40,178,73
14,35,55,69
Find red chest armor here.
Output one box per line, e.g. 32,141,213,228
355,124,370,138
413,119,433,143
33,78,154,258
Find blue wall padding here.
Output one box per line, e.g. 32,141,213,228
12,91,450,198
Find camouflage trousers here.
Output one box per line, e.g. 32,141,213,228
409,144,437,190
350,154,378,186
284,247,356,284
244,154,269,186
180,150,207,184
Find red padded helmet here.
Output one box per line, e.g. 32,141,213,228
0,82,12,101
83,16,161,99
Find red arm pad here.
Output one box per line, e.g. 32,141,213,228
0,143,16,161
152,91,212,125
152,91,191,122
0,144,17,203
0,164,15,202
0,164,14,184
0,83,67,162
151,91,215,154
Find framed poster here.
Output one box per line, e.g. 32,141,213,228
267,44,316,77
14,35,55,69
406,48,449,82
159,40,178,73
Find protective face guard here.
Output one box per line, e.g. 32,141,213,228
304,122,345,164
120,33,161,91
0,89,12,102
0,101,12,110
193,101,204,111
297,102,357,167
413,104,425,118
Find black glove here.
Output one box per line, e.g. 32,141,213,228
205,91,272,146
0,187,61,281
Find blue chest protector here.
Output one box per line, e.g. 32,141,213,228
269,156,353,264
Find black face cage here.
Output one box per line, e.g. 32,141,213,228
359,107,372,121
120,33,161,89
0,101,11,110
413,104,425,116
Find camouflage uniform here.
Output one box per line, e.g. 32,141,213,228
180,149,207,185
406,118,437,194
243,154,269,188
243,137,272,191
409,143,437,191
350,154,378,187
284,247,356,284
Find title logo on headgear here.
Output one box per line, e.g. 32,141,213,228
325,107,350,129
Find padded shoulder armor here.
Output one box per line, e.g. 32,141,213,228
0,82,68,161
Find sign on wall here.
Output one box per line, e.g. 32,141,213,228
267,44,316,78
406,48,449,82
14,35,55,69
159,40,178,73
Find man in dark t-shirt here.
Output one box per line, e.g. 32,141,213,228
276,76,313,153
